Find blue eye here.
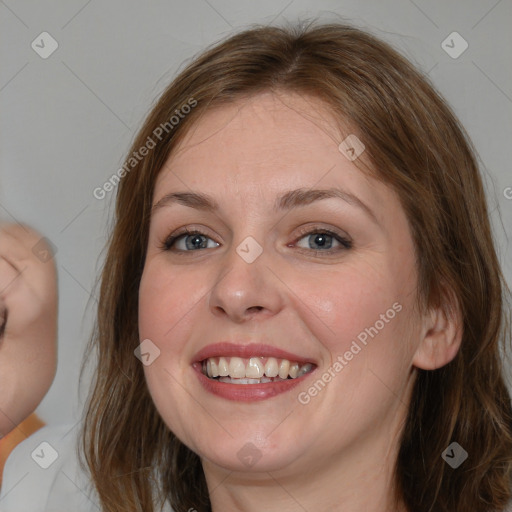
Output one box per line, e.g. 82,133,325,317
162,230,219,252
161,227,352,254
295,230,351,251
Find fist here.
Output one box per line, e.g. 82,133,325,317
0,223,58,436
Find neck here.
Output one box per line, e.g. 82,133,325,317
202,416,409,512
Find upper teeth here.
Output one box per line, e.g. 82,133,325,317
203,357,313,380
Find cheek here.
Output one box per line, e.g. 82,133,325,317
287,257,402,356
138,259,205,342
138,261,202,440
290,261,415,420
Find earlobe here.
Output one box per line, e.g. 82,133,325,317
412,289,463,371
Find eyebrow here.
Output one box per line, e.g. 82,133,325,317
152,187,379,225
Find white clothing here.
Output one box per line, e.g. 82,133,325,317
0,424,173,512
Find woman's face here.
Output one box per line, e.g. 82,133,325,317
139,92,425,476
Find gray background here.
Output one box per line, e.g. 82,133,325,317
1,0,511,427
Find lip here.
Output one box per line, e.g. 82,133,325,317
192,342,317,402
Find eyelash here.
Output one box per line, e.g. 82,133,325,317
160,226,352,255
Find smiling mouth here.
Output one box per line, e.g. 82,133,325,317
201,356,315,384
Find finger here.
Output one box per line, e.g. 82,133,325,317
0,225,56,269
0,300,6,339
0,256,23,298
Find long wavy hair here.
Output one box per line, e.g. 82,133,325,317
81,21,512,512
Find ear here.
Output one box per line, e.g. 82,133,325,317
412,286,463,370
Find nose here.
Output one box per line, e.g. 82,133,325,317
208,242,284,323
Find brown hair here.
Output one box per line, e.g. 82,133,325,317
81,21,512,512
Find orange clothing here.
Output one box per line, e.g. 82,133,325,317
0,414,45,486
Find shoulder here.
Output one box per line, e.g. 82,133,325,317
0,423,99,512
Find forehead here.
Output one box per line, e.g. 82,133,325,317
153,92,391,221
169,93,347,162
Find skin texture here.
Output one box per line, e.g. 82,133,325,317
0,223,57,437
138,93,462,512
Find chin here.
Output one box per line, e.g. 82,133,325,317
186,431,306,474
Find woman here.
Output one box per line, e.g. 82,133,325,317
79,21,512,512
4,20,509,512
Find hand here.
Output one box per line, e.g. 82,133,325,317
0,301,6,339
0,223,58,436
